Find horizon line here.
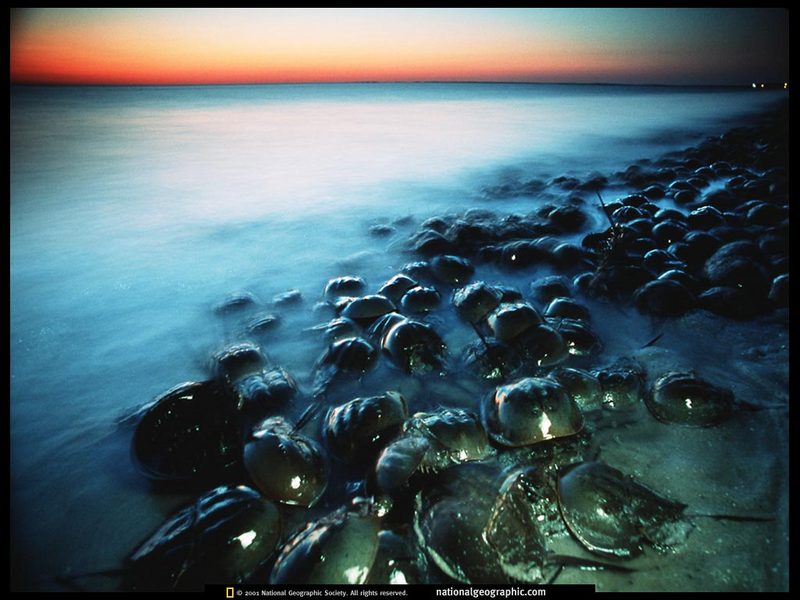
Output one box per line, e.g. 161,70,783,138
10,79,773,89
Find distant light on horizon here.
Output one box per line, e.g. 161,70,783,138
10,8,789,86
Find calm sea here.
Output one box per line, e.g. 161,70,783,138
10,83,787,590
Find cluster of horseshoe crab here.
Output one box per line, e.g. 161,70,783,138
94,112,787,592
114,268,779,589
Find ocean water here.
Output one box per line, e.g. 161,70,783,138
10,83,788,590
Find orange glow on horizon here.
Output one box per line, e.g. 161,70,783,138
10,14,594,85
10,8,789,86
11,32,662,86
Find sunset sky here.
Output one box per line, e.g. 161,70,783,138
10,8,789,86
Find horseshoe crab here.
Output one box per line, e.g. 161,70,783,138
556,461,693,558
312,336,378,397
270,497,387,584
211,342,297,427
543,297,592,321
378,274,419,304
243,416,328,507
413,463,630,584
323,392,409,464
235,366,298,426
306,316,360,343
366,312,407,344
127,485,282,590
645,371,735,427
452,281,503,325
485,302,543,342
430,254,475,285
211,342,267,384
399,286,442,314
324,276,366,301
402,260,433,281
374,435,431,494
593,359,646,410
547,318,603,357
413,464,549,583
246,314,281,336
381,319,446,375
513,323,568,367
481,377,584,448
494,466,566,540
340,294,397,326
375,408,494,493
406,408,494,469
213,292,260,315
131,380,242,482
462,337,523,382
548,367,603,411
273,289,302,308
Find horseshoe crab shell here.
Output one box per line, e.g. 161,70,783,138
374,408,493,493
381,319,446,374
485,302,544,342
430,254,475,285
235,367,298,418
323,392,408,463
497,466,564,540
482,377,584,447
416,496,514,583
243,417,328,507
513,323,568,367
366,312,407,344
462,337,523,382
246,313,281,336
556,461,692,558
593,359,646,409
452,281,503,324
543,297,592,321
128,485,282,591
400,286,442,314
413,464,550,584
308,317,360,343
319,336,378,372
213,291,260,315
378,274,419,304
270,498,384,584
324,276,366,301
405,408,494,469
375,434,431,494
547,318,602,357
645,371,735,427
131,380,241,482
548,367,603,411
340,294,397,325
313,336,378,396
212,342,267,384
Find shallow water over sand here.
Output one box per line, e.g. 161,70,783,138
10,83,788,591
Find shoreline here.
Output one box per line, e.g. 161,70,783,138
388,100,789,590
10,97,789,592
